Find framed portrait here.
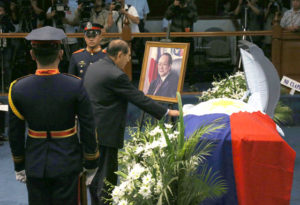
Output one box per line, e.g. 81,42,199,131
138,41,190,103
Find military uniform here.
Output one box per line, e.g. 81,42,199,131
8,26,99,205
68,48,107,78
68,22,107,78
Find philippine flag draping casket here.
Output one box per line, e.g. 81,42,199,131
183,98,296,205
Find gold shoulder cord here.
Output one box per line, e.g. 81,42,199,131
8,80,24,120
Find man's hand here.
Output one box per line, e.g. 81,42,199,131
85,167,98,186
168,109,180,117
15,170,26,183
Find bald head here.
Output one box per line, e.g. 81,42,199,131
107,39,129,57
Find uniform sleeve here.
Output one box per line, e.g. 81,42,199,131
110,73,168,120
68,55,78,76
8,83,26,172
76,82,99,169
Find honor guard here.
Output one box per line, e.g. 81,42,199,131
8,26,99,205
68,22,107,78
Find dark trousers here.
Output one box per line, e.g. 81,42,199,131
89,146,118,205
26,174,79,205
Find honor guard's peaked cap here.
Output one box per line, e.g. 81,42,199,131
84,22,103,31
25,26,67,47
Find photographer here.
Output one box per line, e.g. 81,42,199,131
165,0,197,32
0,1,16,91
165,0,198,84
109,0,139,33
11,0,46,31
125,0,149,32
233,0,263,44
263,0,286,57
47,0,80,72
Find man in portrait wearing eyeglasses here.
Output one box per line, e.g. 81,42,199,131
147,53,179,98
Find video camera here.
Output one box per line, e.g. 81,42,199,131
77,0,94,22
52,0,69,13
112,0,122,11
51,0,69,28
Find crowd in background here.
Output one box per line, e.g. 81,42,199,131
0,0,299,91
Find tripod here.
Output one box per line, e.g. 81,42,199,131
237,5,253,71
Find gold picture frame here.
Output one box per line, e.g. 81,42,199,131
138,41,190,103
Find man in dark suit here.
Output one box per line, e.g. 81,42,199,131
8,26,99,205
84,39,179,205
147,52,179,98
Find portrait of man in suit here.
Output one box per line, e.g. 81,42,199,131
147,53,179,98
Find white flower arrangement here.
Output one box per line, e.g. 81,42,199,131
199,71,247,102
106,94,227,205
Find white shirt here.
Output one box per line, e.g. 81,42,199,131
112,4,140,33
125,0,149,19
47,5,78,44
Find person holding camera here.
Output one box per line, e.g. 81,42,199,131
280,0,300,32
109,0,139,33
263,0,286,57
165,0,198,84
125,0,149,32
47,0,80,72
233,0,264,44
68,22,107,78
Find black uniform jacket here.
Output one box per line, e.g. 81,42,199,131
8,72,99,178
84,57,168,149
68,48,107,78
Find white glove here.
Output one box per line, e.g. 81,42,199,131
15,170,26,183
85,167,98,186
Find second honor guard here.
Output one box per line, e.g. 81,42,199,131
68,22,107,78
8,26,99,205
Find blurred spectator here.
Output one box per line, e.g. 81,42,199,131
234,0,264,44
10,0,45,31
109,0,139,33
165,0,198,84
125,0,149,32
0,1,15,91
280,0,300,32
263,0,286,57
77,0,113,48
47,0,79,72
219,0,234,16
165,0,197,32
